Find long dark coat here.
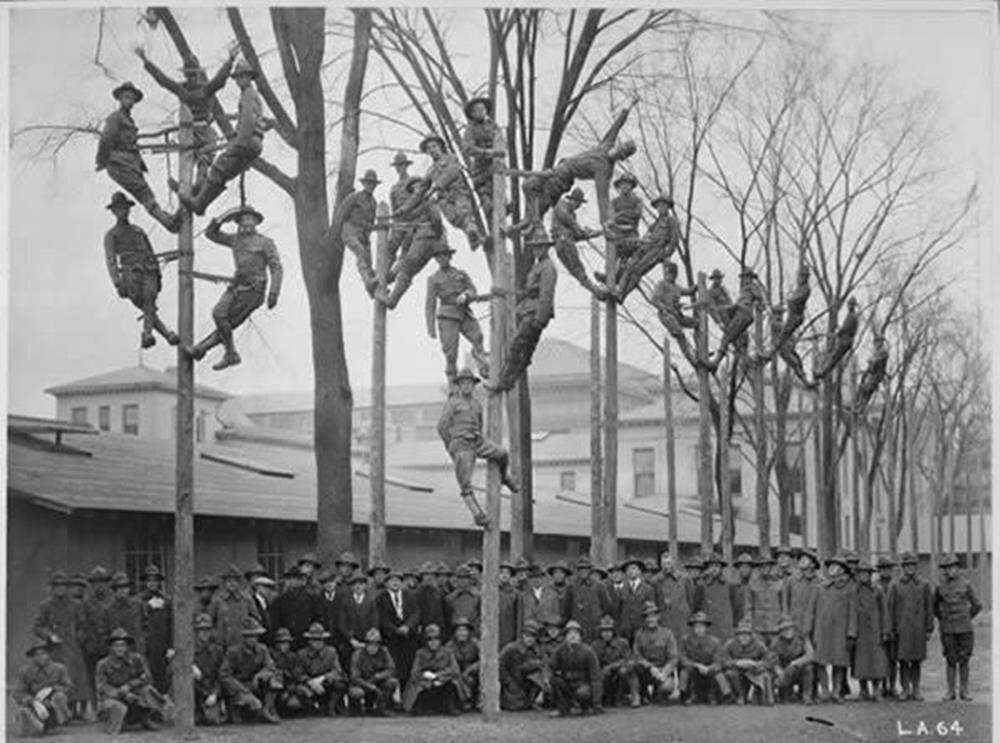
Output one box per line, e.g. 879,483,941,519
783,574,821,634
139,589,173,693
34,596,89,703
567,578,609,642
852,582,888,680
617,580,656,641
498,584,520,649
651,571,694,642
808,577,857,667
694,577,740,640
889,576,934,661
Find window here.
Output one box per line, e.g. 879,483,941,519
257,528,285,580
98,406,111,431
122,404,139,435
70,407,88,424
728,445,742,498
124,528,166,588
633,448,656,498
560,471,576,492
195,412,205,444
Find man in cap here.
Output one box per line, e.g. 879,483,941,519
615,558,656,643
590,615,638,707
548,561,573,615
633,602,679,704
270,627,306,717
491,235,559,392
415,563,447,636
934,554,981,701
774,545,796,581
34,571,88,714
96,80,179,232
518,565,563,636
273,566,314,651
379,176,447,309
444,566,481,637
603,193,682,303
683,555,705,584
376,569,420,683
248,574,276,644
425,243,490,385
313,567,341,649
748,555,784,646
549,186,607,300
220,618,281,723
331,551,360,597
650,549,695,645
106,572,145,655
733,552,756,620
437,367,519,526
187,204,282,370
567,558,610,642
135,44,238,191
103,191,179,350
814,296,860,381
333,169,382,296
548,620,603,717
651,260,703,369
95,627,172,733
770,614,815,703
460,96,505,226
854,335,890,414
496,561,521,650
445,617,480,709
875,555,899,699
499,620,548,711
784,550,821,637
808,552,857,703
709,269,767,369
13,639,73,737
606,171,642,249
81,566,115,716
693,552,740,640
763,259,810,361
296,622,347,716
678,611,732,704
138,564,173,693
213,564,259,651
179,58,268,216
705,269,732,331
722,618,774,705
403,624,465,715
387,150,419,267
851,560,889,700
768,305,813,388
192,613,225,725
337,574,379,673
420,133,483,251
890,552,934,701
349,628,398,716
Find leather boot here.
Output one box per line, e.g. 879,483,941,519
146,202,180,233
944,664,956,701
381,273,411,310
261,692,280,723
141,330,156,349
897,663,910,700
460,492,490,528
911,663,924,701
180,181,225,216
212,350,242,371
958,661,971,700
153,318,180,346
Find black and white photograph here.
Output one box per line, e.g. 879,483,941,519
2,2,995,741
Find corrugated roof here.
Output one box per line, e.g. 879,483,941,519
45,366,230,402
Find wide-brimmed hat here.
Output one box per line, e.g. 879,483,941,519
283,564,305,579
424,623,442,640
244,563,268,580
650,193,674,208
854,560,876,572
564,620,583,633
619,557,645,572
566,187,587,204
798,550,820,568
112,81,144,103
588,564,609,579
613,172,638,189
110,571,131,589
69,573,89,588
683,556,704,570
367,560,390,577
436,562,454,576
230,205,264,225
522,620,541,637
298,552,322,568
317,568,338,584
876,556,897,569
273,627,293,644
597,616,616,632
419,133,447,154
106,192,135,211
240,618,266,637
900,552,918,565
365,627,382,643
774,546,793,557
49,571,69,586
335,551,361,569
303,622,331,640
348,573,368,585
385,567,404,581
143,564,164,580
465,558,483,571
687,611,712,626
455,367,480,384
26,639,53,658
735,552,755,566
359,169,381,185
824,553,850,570
417,561,437,576
574,556,593,571
431,243,457,258
108,627,134,645
231,59,257,79
454,565,472,579
390,150,413,167
754,555,776,566
546,560,570,577
703,552,727,566
640,601,660,617
464,96,492,119
221,564,243,581
89,566,112,583
939,554,960,568
777,615,796,632
402,567,419,580
193,613,214,631
452,616,474,632
709,269,724,280
735,618,753,634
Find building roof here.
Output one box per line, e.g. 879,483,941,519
45,365,230,402
234,382,448,417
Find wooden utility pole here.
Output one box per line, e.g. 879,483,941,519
172,104,195,735
479,130,506,722
590,295,603,563
598,181,618,565
719,360,733,563
663,336,678,562
369,204,390,565
695,272,714,554
965,469,972,568
849,357,861,553
752,307,768,558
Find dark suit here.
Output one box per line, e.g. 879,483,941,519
249,591,275,645
618,579,655,641
415,584,446,632
272,587,314,650
312,590,342,647
337,591,379,671
376,588,420,682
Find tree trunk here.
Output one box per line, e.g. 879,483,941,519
695,273,714,554
590,296,603,563
772,368,792,548
752,308,769,557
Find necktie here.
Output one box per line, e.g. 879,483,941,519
393,591,402,618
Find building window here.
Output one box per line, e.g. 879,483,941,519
728,445,742,498
70,407,88,424
633,447,656,498
195,412,205,444
98,405,111,431
560,471,576,492
124,528,166,588
122,404,139,436
257,528,285,581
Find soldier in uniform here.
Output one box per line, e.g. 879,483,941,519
693,553,740,641
605,172,643,251
498,562,521,650
590,615,638,708
651,260,702,369
179,59,267,216
890,552,934,701
784,550,821,636
187,205,282,370
380,177,448,310
651,549,694,645
95,627,172,733
103,192,179,350
348,628,398,716
705,269,732,331
415,563,447,635
296,623,347,716
192,613,225,726
13,640,73,737
876,555,899,699
548,620,603,717
498,620,547,711
678,612,732,704
814,297,860,381
749,556,784,646
549,187,607,300
602,193,681,303
96,81,179,233
764,260,810,359
387,150,419,272
425,245,489,385
106,572,145,655
444,566,481,637
445,617,480,709
375,569,420,684
567,558,609,643
299,552,326,597
933,554,982,701
333,169,381,297
632,602,679,704
213,565,259,651
733,552,755,621
437,367,519,527
420,133,483,251
770,614,815,703
368,561,391,596
459,96,504,227
136,45,237,191
403,624,465,715
219,618,281,723
709,269,767,369
852,561,889,700
722,618,774,705
491,237,558,392
769,305,813,388
81,566,115,715
808,553,857,703
194,575,221,626
34,571,88,714
270,627,305,717
854,335,889,413
138,564,172,694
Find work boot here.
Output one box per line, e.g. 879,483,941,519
147,202,180,234
186,344,207,361
958,662,971,701
460,492,490,528
212,350,242,371
140,713,161,731
141,330,156,349
180,181,225,216
943,664,956,701
500,472,520,493
911,663,924,701
261,693,280,724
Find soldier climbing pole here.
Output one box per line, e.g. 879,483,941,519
369,203,390,565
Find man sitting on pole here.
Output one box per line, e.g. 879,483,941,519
388,150,419,275
425,245,490,386
96,81,179,233
180,59,266,216
769,305,814,389
332,169,381,297
549,187,608,300
460,96,505,227
708,269,767,370
650,261,702,369
814,297,860,381
437,368,519,528
188,205,282,370
599,193,681,302
762,260,810,361
379,178,446,310
420,133,483,252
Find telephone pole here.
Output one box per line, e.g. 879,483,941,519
663,336,678,562
598,180,618,565
369,204,390,564
695,272,714,554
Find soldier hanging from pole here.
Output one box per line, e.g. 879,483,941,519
549,187,607,300
650,261,704,370
763,260,810,361
708,269,767,370
387,151,419,278
379,178,446,310
419,133,484,252
853,335,889,413
333,169,381,297
460,96,505,228
814,297,860,381
769,305,814,389
425,245,490,386
599,193,681,303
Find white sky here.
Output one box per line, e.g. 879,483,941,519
3,3,995,417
